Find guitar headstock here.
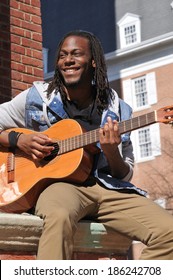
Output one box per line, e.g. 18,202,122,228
156,105,173,125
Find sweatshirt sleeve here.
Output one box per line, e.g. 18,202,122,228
0,88,29,130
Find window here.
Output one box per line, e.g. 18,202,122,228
124,24,137,45
117,13,141,49
131,123,161,162
123,72,157,111
138,128,152,158
133,76,147,107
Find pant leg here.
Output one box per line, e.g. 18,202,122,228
96,187,173,260
35,182,99,260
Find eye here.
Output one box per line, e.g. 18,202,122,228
73,52,81,56
59,52,66,59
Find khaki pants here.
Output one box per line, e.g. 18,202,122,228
35,182,173,260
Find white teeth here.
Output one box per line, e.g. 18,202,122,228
65,69,76,72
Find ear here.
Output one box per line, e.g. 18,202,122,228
92,59,96,68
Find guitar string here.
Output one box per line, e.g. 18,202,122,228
9,111,156,165
42,111,156,155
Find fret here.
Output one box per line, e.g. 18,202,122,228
57,111,157,155
119,111,156,134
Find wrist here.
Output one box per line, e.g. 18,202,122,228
8,131,23,150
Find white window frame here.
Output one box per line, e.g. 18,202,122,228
138,127,152,158
132,75,148,109
122,72,157,111
131,123,161,163
117,13,141,49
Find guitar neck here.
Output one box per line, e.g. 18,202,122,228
59,110,157,154
119,110,156,134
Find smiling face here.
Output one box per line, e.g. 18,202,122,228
57,35,96,89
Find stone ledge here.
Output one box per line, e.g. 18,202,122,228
0,213,43,252
0,212,132,258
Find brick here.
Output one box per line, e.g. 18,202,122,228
10,0,20,9
11,25,25,37
24,30,32,39
22,56,43,68
31,15,42,25
11,52,22,63
30,40,42,51
11,61,25,72
24,13,31,22
32,32,42,42
21,21,42,32
10,34,21,44
20,3,40,16
31,0,40,8
33,68,44,78
24,0,33,5
10,8,24,20
25,48,32,57
26,66,33,75
11,44,25,55
22,37,33,48
32,49,43,60
11,80,30,91
11,70,23,81
22,74,37,84
10,17,21,27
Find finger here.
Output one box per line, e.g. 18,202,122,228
33,134,53,145
31,147,52,160
32,141,54,154
101,118,114,139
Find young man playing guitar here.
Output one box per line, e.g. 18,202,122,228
0,30,173,260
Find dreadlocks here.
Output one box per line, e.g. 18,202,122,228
46,30,114,114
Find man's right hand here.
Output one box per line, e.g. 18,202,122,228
17,133,54,161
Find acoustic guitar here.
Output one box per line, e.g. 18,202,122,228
0,105,173,213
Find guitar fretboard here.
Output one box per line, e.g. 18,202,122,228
119,111,156,134
58,111,156,154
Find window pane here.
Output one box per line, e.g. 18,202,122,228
134,76,148,107
138,128,152,157
124,25,137,45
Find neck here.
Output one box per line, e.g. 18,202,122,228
65,85,95,109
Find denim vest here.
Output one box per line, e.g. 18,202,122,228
25,83,146,196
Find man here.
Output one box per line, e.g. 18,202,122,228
0,30,173,260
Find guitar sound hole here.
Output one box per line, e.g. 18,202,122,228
44,142,59,161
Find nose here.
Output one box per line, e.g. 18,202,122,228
64,54,75,64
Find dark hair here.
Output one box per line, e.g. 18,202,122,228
47,30,114,114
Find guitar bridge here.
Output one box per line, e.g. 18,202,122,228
7,152,15,183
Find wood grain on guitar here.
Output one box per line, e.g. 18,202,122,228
0,105,173,213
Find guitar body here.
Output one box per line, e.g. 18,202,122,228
0,120,94,213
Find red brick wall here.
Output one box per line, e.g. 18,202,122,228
0,0,43,103
122,63,173,214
